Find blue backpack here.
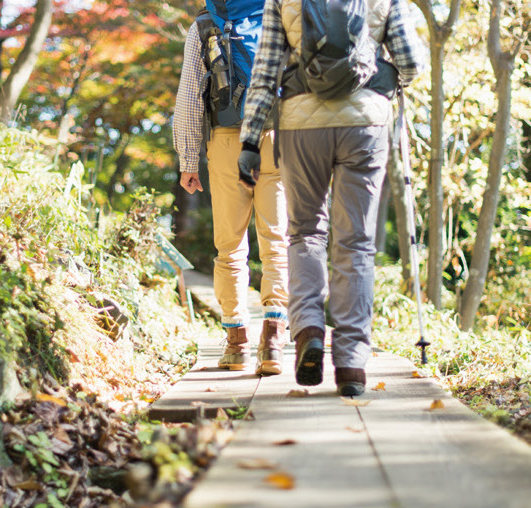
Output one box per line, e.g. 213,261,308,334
196,0,264,127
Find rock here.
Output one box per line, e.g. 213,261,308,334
0,358,24,406
90,293,130,342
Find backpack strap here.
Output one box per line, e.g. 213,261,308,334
273,48,293,168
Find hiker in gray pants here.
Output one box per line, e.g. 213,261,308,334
238,0,424,395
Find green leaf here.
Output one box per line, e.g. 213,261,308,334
47,493,65,508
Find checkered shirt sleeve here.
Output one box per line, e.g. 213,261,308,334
384,0,426,86
173,22,207,173
240,0,286,147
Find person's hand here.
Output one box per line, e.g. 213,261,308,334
180,171,203,194
238,148,261,190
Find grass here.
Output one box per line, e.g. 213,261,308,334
372,263,531,442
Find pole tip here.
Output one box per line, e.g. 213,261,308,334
416,337,430,365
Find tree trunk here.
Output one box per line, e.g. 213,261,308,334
376,174,390,256
523,121,531,182
171,156,190,237
411,0,461,310
387,138,412,285
107,135,131,206
426,34,445,309
0,0,53,124
459,0,516,330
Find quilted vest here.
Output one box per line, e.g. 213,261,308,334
280,0,392,131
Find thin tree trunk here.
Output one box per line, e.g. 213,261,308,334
376,174,391,256
459,0,520,330
107,135,131,205
171,156,190,237
387,138,412,285
0,0,53,124
426,35,445,309
411,0,461,310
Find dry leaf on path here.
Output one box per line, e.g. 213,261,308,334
36,393,67,407
13,480,42,491
205,387,217,392
346,426,363,433
412,371,422,378
265,471,296,490
216,408,229,420
341,398,370,406
273,439,297,446
238,458,278,470
371,382,386,391
428,399,445,410
287,389,309,398
191,400,209,407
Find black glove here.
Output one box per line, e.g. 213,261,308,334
238,143,261,188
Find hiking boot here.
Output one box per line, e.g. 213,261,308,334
295,326,325,386
335,368,366,396
218,326,251,371
255,319,287,376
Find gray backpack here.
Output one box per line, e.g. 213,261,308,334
280,0,377,101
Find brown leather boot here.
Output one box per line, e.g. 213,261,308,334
255,319,287,376
335,368,366,396
295,326,325,386
218,326,251,371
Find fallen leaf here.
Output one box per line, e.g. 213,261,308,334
341,398,370,406
273,439,297,446
196,366,208,371
372,382,386,391
54,426,73,445
35,392,67,407
346,426,363,433
50,437,74,456
287,389,309,398
412,371,422,378
205,387,217,392
265,471,295,490
14,480,42,491
191,400,209,407
238,458,278,470
216,408,229,420
244,410,255,421
372,351,379,357
428,399,445,410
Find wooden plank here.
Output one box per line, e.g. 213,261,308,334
149,270,266,422
149,343,261,422
359,351,531,508
183,345,397,508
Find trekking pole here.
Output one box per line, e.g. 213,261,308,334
393,87,430,364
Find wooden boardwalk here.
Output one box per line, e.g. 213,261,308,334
150,271,531,508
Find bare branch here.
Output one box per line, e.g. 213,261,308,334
410,0,438,31
0,0,53,123
488,0,503,75
445,0,462,32
511,18,531,59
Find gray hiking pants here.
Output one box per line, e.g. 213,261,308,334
279,125,388,369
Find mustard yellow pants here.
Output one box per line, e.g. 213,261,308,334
206,128,289,327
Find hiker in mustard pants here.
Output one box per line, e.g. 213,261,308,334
173,0,289,376
238,0,425,395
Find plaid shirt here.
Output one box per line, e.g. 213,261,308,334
241,0,426,146
173,22,206,173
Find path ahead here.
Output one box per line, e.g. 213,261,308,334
150,271,531,508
